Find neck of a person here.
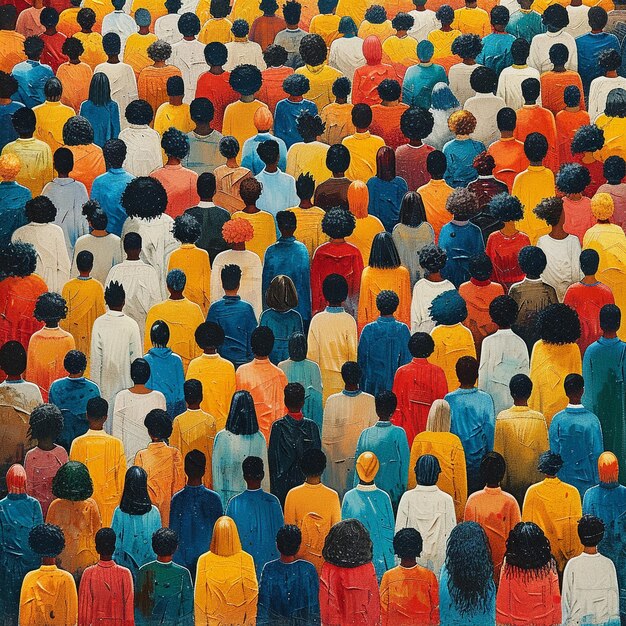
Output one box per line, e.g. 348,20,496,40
107,54,120,63
38,437,55,452
603,329,618,339
187,476,202,486
243,203,259,213
88,420,104,431
306,476,321,485
240,94,255,103
169,290,184,301
344,383,359,392
210,64,224,74
166,156,181,166
400,557,417,568
501,221,518,236
582,273,597,284
45,321,59,329
78,270,91,278
157,556,173,563
299,199,313,208
231,242,246,251
280,554,297,563
513,398,529,407
265,163,278,173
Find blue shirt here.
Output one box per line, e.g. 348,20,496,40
353,421,409,510
241,132,288,174
477,32,516,75
259,308,303,364
255,168,299,218
549,405,603,497
169,485,223,578
439,220,486,287
402,63,449,109
278,358,323,430
358,316,411,397
576,31,621,97
11,61,54,108
226,488,284,579
0,101,23,151
274,98,318,149
443,138,486,188
0,181,30,247
206,295,257,367
79,100,121,147
257,559,320,626
366,176,409,232
439,564,496,625
445,387,495,493
262,235,311,323
91,168,135,237
49,376,101,452
144,347,186,418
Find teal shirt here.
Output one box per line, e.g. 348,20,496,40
402,63,449,109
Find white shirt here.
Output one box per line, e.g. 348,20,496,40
154,13,183,45
94,62,138,129
12,222,70,293
478,328,530,416
587,75,626,121
497,64,542,111
408,9,440,42
71,233,122,285
448,62,480,105
170,38,208,103
105,259,162,343
112,388,166,465
562,552,620,626
411,278,456,333
537,234,583,301
118,124,163,176
210,248,262,318
464,92,507,147
328,36,365,82
529,29,578,73
396,484,456,576
224,40,266,72
565,4,591,39
90,310,142,415
101,11,137,54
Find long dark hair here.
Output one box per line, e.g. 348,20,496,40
399,191,427,227
88,72,112,106
376,146,396,182
368,231,401,269
119,466,153,515
225,390,260,435
503,522,556,580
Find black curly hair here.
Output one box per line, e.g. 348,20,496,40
524,132,549,163
0,71,18,99
62,115,94,146
548,42,569,66
295,111,325,142
332,76,351,99
77,6,96,28
533,196,563,227
451,33,483,59
391,11,414,31
504,522,556,579
204,41,228,66
518,245,547,277
25,196,56,223
125,99,154,125
322,519,373,568
195,321,225,349
489,294,518,328
296,172,315,200
64,349,87,374
152,527,179,556
470,66,498,95
219,135,240,159
147,39,172,62
62,36,84,60
542,3,569,30
282,0,301,24
172,213,201,243
231,18,249,37
598,48,622,72
29,403,63,442
24,35,44,59
33,292,67,324
177,11,200,36
555,162,591,195
263,43,288,67
161,127,190,159
430,289,468,326
299,33,327,66
121,176,168,219
604,155,626,184
229,63,262,96
102,32,121,56
29,524,65,558
377,78,401,102
446,188,479,220
435,4,454,24
364,4,386,23
571,124,605,153
210,0,231,18
321,206,356,238
276,524,302,556
408,331,435,358
488,193,523,222
418,243,447,274
538,302,581,344
376,289,399,315
468,253,492,281
2,242,37,277
144,408,173,439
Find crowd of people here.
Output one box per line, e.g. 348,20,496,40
1,0,626,621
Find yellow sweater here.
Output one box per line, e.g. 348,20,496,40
171,408,216,488
286,142,331,188
231,210,277,262
512,166,556,244
33,101,76,154
167,244,211,316
123,33,159,78
295,63,344,111
346,215,385,268
290,205,327,257
453,7,491,36
342,131,386,183
2,137,53,196
154,102,194,137
19,566,78,626
382,35,418,66
198,17,234,44
309,14,342,47
73,31,107,70
429,323,477,391
222,100,266,158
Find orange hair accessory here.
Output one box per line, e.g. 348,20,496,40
347,180,369,219
253,106,273,131
222,217,254,243
598,451,619,483
6,464,27,494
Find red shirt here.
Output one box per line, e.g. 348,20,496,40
391,357,448,445
563,195,594,245
0,274,46,349
370,103,409,150
485,230,531,291
555,109,590,165
259,66,293,113
514,105,558,172
195,70,238,132
40,31,67,72
395,143,434,192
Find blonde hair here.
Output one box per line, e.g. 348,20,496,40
0,154,21,181
253,106,273,131
448,110,476,136
347,180,369,219
591,192,614,221
425,399,451,432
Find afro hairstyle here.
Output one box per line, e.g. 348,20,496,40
263,43,288,67
533,196,564,227
295,111,325,141
102,32,121,56
283,73,310,96
195,321,225,349
144,408,173,439
2,241,37,277
332,76,351,99
408,331,435,358
376,289,400,315
322,273,349,305
400,106,434,140
393,528,423,559
451,33,483,59
299,33,327,66
435,4,454,24
125,99,154,125
299,447,327,477
29,524,65,558
430,289,468,326
161,126,190,159
61,36,84,59
322,519,373,568
33,292,67,324
518,245,547,277
537,302,581,344
377,78,401,102
571,124,605,154
488,192,524,222
29,403,64,442
598,48,622,72
542,3,569,29
468,253,492,281
524,132,549,162
204,41,228,66
231,18,249,37
604,155,626,184
25,196,56,223
177,12,200,36
448,109,477,136
276,524,302,556
391,11,414,31
321,206,356,238
555,162,591,195
548,42,569,66
446,188,479,220
489,295,518,328
62,115,94,146
121,176,168,220
469,66,498,94
418,243,447,274
364,4,386,23
229,63,262,96
172,213,201,243
147,39,172,62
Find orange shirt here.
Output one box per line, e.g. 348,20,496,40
65,143,105,194
417,179,454,241
194,71,238,133
57,62,92,112
150,164,200,218
259,66,293,113
514,105,558,171
539,70,585,115
137,65,183,120
458,279,505,353
555,108,590,164
370,103,409,150
0,30,26,73
487,137,529,192
0,274,46,349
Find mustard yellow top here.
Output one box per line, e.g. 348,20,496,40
512,166,556,245
187,353,237,431
336,0,368,28
69,429,126,527
231,0,263,28
286,142,331,188
2,137,53,196
154,102,194,137
19,566,78,626
596,114,626,162
427,29,463,61
528,340,582,424
284,481,341,572
295,63,344,111
320,102,355,145
33,101,76,154
382,35,418,66
198,17,234,44
358,20,394,44
531,0,568,13
453,7,491,36
57,7,81,38
73,31,107,70
409,430,467,522
231,210,277,262
522,476,583,572
144,298,205,370
429,323,477,391
309,14,342,47
346,215,385,264
171,408,216,489
342,131,386,183
61,277,105,364
131,0,168,22
167,244,212,316
223,100,266,159
289,205,327,257
357,265,412,332
0,30,26,73
123,32,159,78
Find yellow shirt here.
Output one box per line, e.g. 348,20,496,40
346,215,385,264
2,137,53,196
171,408,216,488
19,566,78,626
73,31,107,70
528,340,582,424
186,353,236,431
194,549,258,626
512,166,556,244
429,323,477,391
81,0,110,29
33,101,76,154
290,205,327,257
336,0,368,27
320,102,355,145
286,141,331,188
596,114,626,162
131,0,168,22
144,298,205,370
522,476,583,572
453,7,491,36
409,431,467,521
123,32,158,78
230,0,263,28
134,441,185,526
295,63,344,111
382,35,419,66
342,131,386,183
167,244,211,316
358,20,394,44
154,102,194,137
231,210,277,262
427,29,463,61
494,405,548,505
357,265,412,331
69,429,126,527
309,14,342,47
222,100,266,158
57,7,81,38
61,277,105,363
284,482,341,572
198,17,234,44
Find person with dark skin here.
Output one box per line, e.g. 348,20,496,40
314,144,352,212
